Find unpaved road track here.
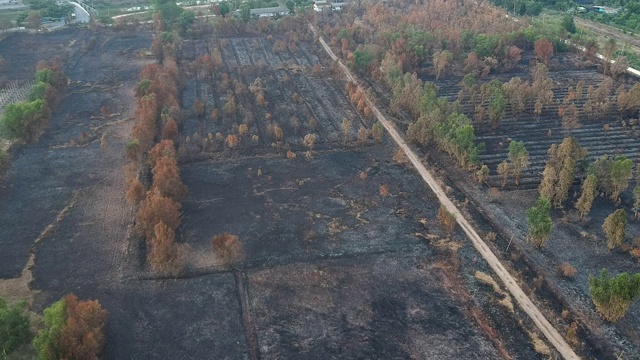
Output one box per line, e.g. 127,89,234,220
575,17,640,51
308,23,580,360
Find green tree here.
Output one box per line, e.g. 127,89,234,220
371,122,384,142
285,0,295,13
476,164,489,183
240,3,251,23
538,138,587,208
34,69,56,86
0,100,50,141
0,297,32,356
353,48,374,72
591,155,633,202
508,140,529,185
33,299,65,360
561,14,576,33
28,82,52,102
589,269,640,322
177,10,195,33
488,87,506,131
575,174,597,218
25,10,41,29
218,1,230,16
497,160,509,188
474,34,499,58
603,209,627,250
610,156,634,202
526,197,553,248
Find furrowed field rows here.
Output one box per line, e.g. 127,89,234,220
180,37,370,153
0,80,33,115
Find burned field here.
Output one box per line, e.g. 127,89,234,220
168,35,547,358
1,25,614,359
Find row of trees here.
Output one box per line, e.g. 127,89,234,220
386,74,483,170
126,47,187,276
0,294,107,359
528,137,639,250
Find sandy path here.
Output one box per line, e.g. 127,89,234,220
307,22,580,360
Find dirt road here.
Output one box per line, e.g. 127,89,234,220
575,17,640,51
308,23,580,360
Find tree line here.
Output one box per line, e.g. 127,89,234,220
126,37,188,276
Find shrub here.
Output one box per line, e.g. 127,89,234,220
371,122,384,142
558,262,577,279
211,232,244,266
125,140,141,162
589,269,640,322
392,148,408,165
0,297,32,356
438,206,456,235
379,184,390,198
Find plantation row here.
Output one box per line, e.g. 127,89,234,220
0,80,34,115
178,35,380,158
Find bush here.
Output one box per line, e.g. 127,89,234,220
0,297,32,356
0,100,50,141
125,140,141,162
211,232,244,266
589,269,640,322
437,205,456,235
558,262,577,279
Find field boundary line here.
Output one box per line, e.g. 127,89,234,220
307,22,580,360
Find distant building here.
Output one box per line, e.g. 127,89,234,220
314,0,331,12
233,6,288,18
330,1,347,11
591,5,621,14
